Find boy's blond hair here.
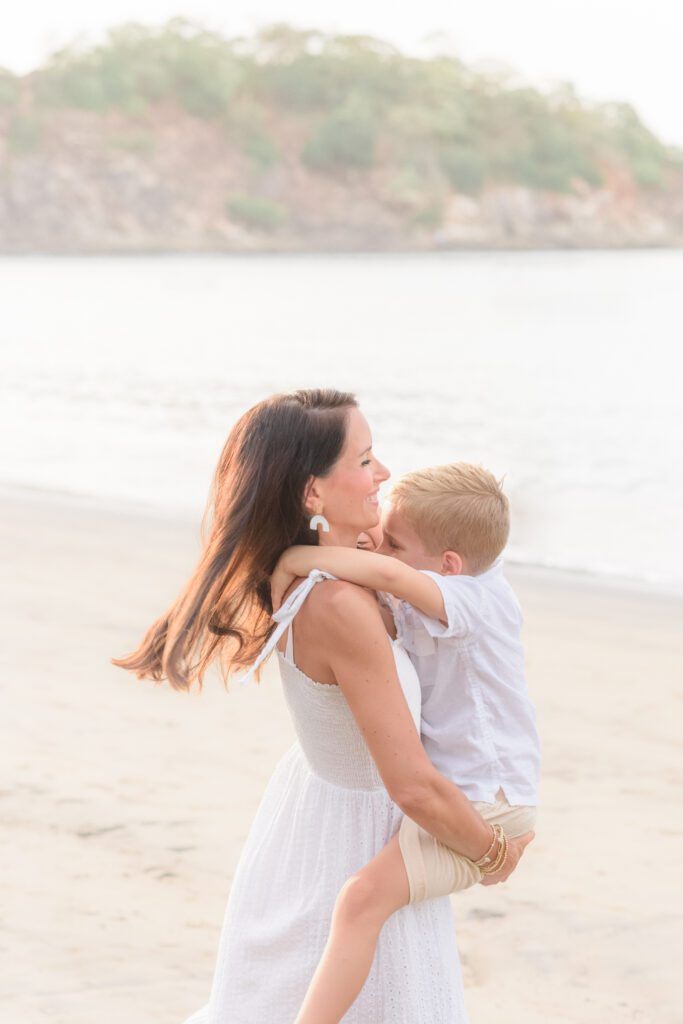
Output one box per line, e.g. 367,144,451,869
390,463,509,574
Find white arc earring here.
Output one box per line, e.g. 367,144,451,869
309,512,330,533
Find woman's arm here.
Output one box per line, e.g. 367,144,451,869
301,580,524,869
272,546,446,624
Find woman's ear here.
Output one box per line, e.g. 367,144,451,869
303,475,323,515
442,550,464,576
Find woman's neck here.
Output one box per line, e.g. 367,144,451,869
320,526,360,548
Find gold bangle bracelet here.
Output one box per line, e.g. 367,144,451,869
474,824,502,868
481,845,505,876
490,832,508,873
480,828,505,873
480,830,508,876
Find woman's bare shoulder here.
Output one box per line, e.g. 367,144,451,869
302,579,382,632
282,579,386,676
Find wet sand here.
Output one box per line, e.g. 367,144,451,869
1,486,680,1023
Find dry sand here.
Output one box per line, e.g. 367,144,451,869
1,486,681,1024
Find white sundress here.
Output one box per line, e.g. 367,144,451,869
184,570,468,1024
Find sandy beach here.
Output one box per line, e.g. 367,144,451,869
1,485,680,1024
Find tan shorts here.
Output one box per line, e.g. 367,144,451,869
398,789,537,903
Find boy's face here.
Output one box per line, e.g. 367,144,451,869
357,522,384,551
378,503,446,572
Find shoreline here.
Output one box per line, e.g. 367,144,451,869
2,478,680,600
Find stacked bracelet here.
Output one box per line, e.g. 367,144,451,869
474,824,502,868
474,824,499,868
474,824,508,876
481,831,508,875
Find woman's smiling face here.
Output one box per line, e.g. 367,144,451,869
306,406,390,544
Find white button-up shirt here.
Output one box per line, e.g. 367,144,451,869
391,558,540,805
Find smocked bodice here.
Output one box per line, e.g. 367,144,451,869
278,642,420,790
239,570,422,791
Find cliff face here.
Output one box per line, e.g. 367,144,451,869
1,105,682,253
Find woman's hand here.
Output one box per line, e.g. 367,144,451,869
479,830,535,886
271,557,297,613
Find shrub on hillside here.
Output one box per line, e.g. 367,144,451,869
0,69,19,107
7,113,43,154
303,94,378,171
227,195,288,230
33,20,244,117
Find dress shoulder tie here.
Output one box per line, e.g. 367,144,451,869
237,569,338,686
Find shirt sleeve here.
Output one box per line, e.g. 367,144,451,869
408,571,483,640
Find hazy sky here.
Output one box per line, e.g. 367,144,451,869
2,0,682,146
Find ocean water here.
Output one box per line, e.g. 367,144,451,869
1,251,681,589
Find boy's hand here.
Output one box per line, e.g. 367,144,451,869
479,830,535,886
270,556,296,613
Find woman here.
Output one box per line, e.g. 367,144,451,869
113,389,528,1022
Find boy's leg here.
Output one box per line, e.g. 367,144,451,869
399,798,537,903
399,815,481,898
295,833,409,1024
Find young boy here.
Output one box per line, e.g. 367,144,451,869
270,463,540,1024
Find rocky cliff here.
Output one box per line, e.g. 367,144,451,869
1,23,681,252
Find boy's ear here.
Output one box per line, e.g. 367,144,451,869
441,550,464,575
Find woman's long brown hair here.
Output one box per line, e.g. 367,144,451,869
111,388,357,690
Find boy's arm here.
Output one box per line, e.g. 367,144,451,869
271,545,447,623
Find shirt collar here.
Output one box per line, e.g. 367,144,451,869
478,556,504,580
